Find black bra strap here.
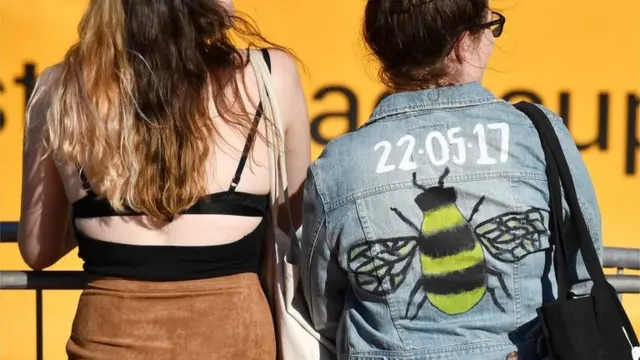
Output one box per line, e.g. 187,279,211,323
182,200,265,217
229,106,263,191
229,48,272,192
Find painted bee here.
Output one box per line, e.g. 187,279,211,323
348,167,547,319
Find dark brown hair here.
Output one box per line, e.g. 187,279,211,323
363,0,489,91
41,0,289,222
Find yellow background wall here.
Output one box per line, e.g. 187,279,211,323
0,0,639,359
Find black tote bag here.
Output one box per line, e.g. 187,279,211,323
514,102,640,360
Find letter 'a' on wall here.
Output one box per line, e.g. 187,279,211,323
0,0,638,358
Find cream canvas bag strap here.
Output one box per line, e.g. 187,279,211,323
249,49,337,360
250,50,298,259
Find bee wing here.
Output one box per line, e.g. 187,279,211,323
474,208,548,263
347,237,419,296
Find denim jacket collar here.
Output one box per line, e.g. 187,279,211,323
367,81,499,125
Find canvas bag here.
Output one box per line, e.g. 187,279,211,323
248,49,337,360
515,102,640,360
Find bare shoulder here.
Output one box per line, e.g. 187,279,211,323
265,48,298,71
30,64,63,107
26,64,62,127
37,64,63,88
260,48,307,132
263,48,302,88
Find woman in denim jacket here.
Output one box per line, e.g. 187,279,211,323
300,1,602,359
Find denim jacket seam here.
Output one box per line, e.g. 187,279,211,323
324,171,546,211
309,164,330,209
342,340,515,358
305,168,328,322
508,177,522,328
367,97,503,125
362,108,474,128
306,214,326,326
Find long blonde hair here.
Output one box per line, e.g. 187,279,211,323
39,0,286,222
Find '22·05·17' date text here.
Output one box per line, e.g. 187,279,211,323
374,123,510,175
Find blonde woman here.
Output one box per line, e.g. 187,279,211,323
18,0,310,359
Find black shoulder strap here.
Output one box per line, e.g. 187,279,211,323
515,103,571,299
229,49,272,192
514,101,608,289
515,101,639,348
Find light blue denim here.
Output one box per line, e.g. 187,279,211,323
300,82,603,360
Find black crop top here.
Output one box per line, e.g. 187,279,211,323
71,49,272,282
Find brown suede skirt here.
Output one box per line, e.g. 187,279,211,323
66,273,276,360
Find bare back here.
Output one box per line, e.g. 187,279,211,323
19,49,310,268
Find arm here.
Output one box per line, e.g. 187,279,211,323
537,105,603,297
268,48,311,231
18,68,77,270
300,168,348,342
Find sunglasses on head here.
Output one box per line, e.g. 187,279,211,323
478,11,506,37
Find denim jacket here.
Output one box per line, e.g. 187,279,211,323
300,82,602,360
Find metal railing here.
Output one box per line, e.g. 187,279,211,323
1,221,639,360
0,221,18,243
603,246,640,299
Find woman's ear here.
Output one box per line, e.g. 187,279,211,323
453,42,466,64
449,34,471,65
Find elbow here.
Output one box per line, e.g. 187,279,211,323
17,221,73,271
18,247,53,271
25,262,48,272
17,237,54,271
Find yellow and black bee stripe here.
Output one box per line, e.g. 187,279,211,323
414,196,487,315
